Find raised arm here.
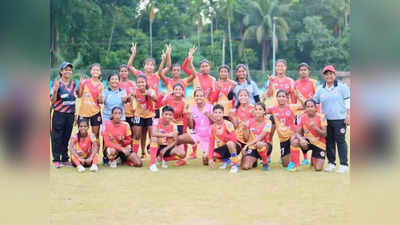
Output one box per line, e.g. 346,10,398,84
158,48,169,85
266,75,275,97
127,42,138,75
182,46,197,75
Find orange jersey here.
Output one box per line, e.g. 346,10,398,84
134,70,161,109
293,78,318,115
119,80,136,117
245,118,273,148
267,105,296,142
133,88,155,118
101,120,132,151
212,80,235,116
70,133,96,158
154,118,178,145
163,77,190,94
232,104,255,143
269,76,294,105
78,79,104,117
298,113,327,150
160,95,185,125
208,120,237,160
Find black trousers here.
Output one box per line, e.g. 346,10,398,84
51,111,74,162
326,119,348,166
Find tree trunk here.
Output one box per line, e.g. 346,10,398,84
262,41,270,72
107,16,116,57
210,17,214,61
150,20,153,57
228,18,233,79
222,32,225,65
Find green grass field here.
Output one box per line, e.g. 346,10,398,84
51,99,350,225
50,136,350,225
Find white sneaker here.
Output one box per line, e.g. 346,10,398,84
77,165,85,173
110,160,117,168
324,163,336,172
161,160,168,168
229,165,239,173
336,165,349,173
149,164,159,172
219,161,231,170
90,164,98,172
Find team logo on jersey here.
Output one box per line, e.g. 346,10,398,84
159,129,164,133
250,128,256,132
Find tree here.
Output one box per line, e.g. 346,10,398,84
242,0,291,72
297,16,350,70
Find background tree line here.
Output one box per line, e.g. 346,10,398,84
50,0,350,86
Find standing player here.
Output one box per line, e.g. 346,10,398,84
291,99,327,171
231,64,260,105
211,65,236,119
264,59,295,106
51,62,76,168
182,46,216,102
293,63,318,166
69,118,99,172
102,107,142,168
267,90,300,171
148,106,186,172
159,45,195,94
118,64,136,132
208,104,241,173
241,102,273,171
127,43,166,158
77,63,104,145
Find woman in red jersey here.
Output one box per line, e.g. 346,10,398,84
102,107,142,168
241,102,273,171
69,118,99,172
291,99,327,171
211,65,236,120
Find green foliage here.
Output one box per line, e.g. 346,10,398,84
52,0,350,80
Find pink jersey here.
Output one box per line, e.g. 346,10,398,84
189,103,213,138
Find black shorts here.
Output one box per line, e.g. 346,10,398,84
79,112,102,126
157,145,172,157
303,139,326,159
126,117,135,128
133,116,153,127
177,125,184,135
245,143,272,159
223,116,230,121
280,140,291,157
155,109,160,119
214,143,241,159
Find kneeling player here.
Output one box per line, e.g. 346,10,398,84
208,104,241,173
102,107,143,168
291,99,327,171
241,102,273,171
69,118,99,172
148,106,186,172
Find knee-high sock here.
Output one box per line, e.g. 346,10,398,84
192,144,197,155
132,139,140,154
149,142,158,165
230,153,239,166
290,146,301,167
257,147,268,165
91,153,99,165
